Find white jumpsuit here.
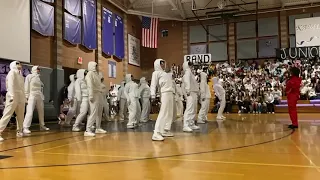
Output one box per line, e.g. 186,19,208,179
213,77,226,119
73,69,89,131
150,59,174,140
139,77,151,123
117,81,128,120
124,74,141,128
65,74,77,125
23,66,49,132
0,61,25,141
183,61,200,131
175,84,184,118
100,81,109,121
198,72,211,122
85,61,106,136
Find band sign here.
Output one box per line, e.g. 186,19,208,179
184,54,212,64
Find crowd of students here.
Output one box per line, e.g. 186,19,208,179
170,58,320,114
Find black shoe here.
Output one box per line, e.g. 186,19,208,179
288,125,298,129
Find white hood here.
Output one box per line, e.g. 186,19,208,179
154,59,165,71
10,61,19,72
31,66,39,74
88,61,97,72
69,74,75,82
200,72,207,83
76,69,85,80
125,74,132,83
140,77,147,84
183,61,190,71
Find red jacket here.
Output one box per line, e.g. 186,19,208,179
286,76,302,98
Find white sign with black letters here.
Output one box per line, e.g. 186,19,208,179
184,54,212,64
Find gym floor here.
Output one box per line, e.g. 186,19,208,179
0,114,319,179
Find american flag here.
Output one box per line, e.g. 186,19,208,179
142,16,158,48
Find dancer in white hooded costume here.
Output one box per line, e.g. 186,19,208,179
124,74,141,128
23,66,49,134
100,75,109,121
182,61,200,132
65,74,77,126
72,69,88,132
85,61,107,136
0,61,25,141
213,77,226,120
139,77,151,123
197,71,211,123
175,82,184,118
117,81,128,121
150,59,175,141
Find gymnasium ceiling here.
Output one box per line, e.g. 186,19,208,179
108,0,320,20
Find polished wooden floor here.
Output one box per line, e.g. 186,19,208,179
0,113,320,179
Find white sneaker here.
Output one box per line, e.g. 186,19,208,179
190,125,200,130
40,125,50,131
16,131,24,138
238,111,241,114
23,128,31,134
95,128,107,134
216,116,225,120
72,126,81,132
127,125,135,129
84,131,95,137
221,116,226,119
152,132,164,141
162,131,174,137
272,112,275,114
0,135,4,142
183,126,193,132
197,120,206,124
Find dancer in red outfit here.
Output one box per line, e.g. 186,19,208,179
286,67,302,129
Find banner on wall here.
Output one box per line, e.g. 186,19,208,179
114,14,124,59
184,54,212,64
82,0,97,50
64,0,81,16
32,0,54,36
64,12,81,44
108,61,116,78
102,7,113,56
190,44,207,54
276,46,320,60
128,34,140,67
295,17,320,47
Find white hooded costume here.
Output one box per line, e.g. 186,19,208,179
99,74,109,122
197,72,211,123
117,81,128,120
139,77,151,123
175,83,184,118
85,61,106,136
65,74,77,125
124,74,141,128
23,66,49,133
150,59,175,141
213,77,226,119
0,61,25,141
72,69,89,131
182,61,200,132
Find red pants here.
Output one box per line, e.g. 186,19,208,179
287,95,298,126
